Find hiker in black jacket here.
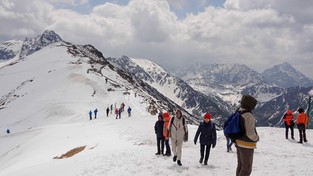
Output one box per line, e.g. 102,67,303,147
194,113,217,165
154,113,165,155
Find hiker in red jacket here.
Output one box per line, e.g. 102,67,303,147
282,109,294,139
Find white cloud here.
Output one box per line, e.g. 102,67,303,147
0,0,313,78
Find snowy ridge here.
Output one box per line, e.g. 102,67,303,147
262,62,313,88
107,56,231,120
19,30,63,59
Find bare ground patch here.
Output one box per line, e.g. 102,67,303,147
53,146,86,159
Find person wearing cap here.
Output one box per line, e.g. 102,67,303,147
296,108,308,143
194,112,217,165
282,109,295,139
235,95,259,176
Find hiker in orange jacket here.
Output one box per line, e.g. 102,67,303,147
282,109,295,139
163,112,171,156
296,108,308,143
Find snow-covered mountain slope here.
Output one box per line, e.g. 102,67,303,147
0,40,23,66
0,40,23,60
175,63,284,105
262,62,313,88
1,113,313,175
107,56,231,120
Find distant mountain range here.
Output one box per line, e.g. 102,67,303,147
1,30,313,128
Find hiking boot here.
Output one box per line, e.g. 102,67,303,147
199,157,203,163
155,152,160,155
173,156,177,162
177,160,182,166
166,153,171,157
291,137,295,140
297,141,303,144
204,161,208,165
304,139,308,142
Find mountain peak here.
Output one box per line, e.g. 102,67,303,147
262,62,313,88
20,30,64,58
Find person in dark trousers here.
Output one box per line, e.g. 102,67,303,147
226,136,233,152
6,129,10,134
194,113,217,165
94,109,98,119
106,107,110,117
282,109,294,139
163,112,171,156
127,107,132,117
89,110,92,120
296,108,308,143
235,95,259,176
154,113,165,155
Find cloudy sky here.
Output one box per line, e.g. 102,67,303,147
1,0,313,78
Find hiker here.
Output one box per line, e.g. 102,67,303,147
282,109,295,139
163,112,171,156
194,113,217,165
235,95,259,176
6,129,10,134
115,108,119,119
226,136,233,152
106,107,110,117
296,108,308,143
155,113,165,155
110,104,113,114
89,110,92,120
94,109,98,119
168,109,188,166
127,106,132,117
118,107,122,119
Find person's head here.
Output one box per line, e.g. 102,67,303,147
240,95,257,111
203,113,211,123
176,110,182,119
163,112,170,120
287,109,292,115
158,113,163,121
298,108,304,113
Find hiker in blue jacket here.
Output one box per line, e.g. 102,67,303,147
89,110,92,120
194,112,217,165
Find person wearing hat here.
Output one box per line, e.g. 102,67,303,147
296,108,308,143
194,112,217,165
235,95,259,176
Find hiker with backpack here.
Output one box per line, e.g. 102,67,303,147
194,113,217,165
296,108,308,143
154,113,165,155
106,107,110,117
163,112,171,156
167,109,188,166
94,108,98,119
225,95,259,176
282,109,295,139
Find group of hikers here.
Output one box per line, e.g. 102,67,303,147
154,94,310,175
282,107,309,143
88,103,132,120
154,95,259,176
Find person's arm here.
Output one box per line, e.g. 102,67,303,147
194,124,201,144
